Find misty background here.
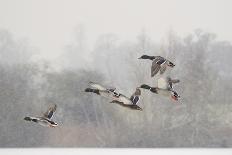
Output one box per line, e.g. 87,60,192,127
0,0,232,147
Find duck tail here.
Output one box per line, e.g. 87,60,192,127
167,61,175,67
149,87,158,93
84,88,100,95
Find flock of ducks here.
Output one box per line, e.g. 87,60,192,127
24,54,180,128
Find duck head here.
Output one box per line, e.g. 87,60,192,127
24,117,31,121
171,91,180,101
138,55,155,60
139,84,151,90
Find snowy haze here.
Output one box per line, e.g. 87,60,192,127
0,0,232,60
0,0,232,148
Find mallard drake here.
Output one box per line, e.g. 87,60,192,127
140,77,180,101
138,55,175,77
24,104,58,127
85,82,142,111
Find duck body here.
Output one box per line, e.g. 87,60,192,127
138,55,175,77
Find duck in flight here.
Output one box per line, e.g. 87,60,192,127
140,77,180,101
24,104,58,127
138,55,175,77
85,82,142,111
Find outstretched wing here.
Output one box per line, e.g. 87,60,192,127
43,104,57,119
159,65,167,74
130,95,140,105
151,57,166,77
151,61,160,77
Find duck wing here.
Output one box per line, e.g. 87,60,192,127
129,88,141,104
151,61,161,77
151,57,166,77
130,95,140,105
160,65,167,74
43,104,57,119
159,57,169,74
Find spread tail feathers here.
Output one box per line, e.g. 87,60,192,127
168,61,175,67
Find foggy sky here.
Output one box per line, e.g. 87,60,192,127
1,0,232,148
0,0,232,60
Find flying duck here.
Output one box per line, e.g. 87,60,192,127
24,104,58,127
85,82,142,111
138,55,175,77
139,77,180,101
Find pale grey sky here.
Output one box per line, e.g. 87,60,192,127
0,0,231,59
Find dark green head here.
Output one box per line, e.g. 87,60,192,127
138,55,155,60
24,117,31,121
139,84,151,90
